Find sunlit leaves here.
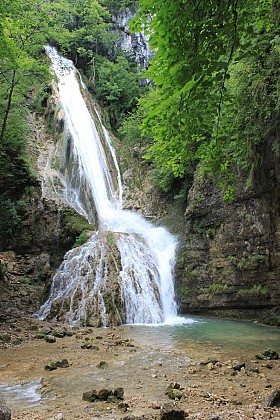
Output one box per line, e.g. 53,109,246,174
95,55,141,126
128,0,278,196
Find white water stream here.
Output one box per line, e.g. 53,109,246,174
38,47,178,326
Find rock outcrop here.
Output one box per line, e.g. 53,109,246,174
176,142,280,323
40,231,126,327
111,8,154,71
0,80,96,321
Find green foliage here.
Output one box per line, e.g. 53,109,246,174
95,54,141,127
22,276,32,286
74,231,90,248
118,101,152,148
238,284,269,296
100,0,138,14
209,283,229,294
60,209,95,249
251,252,269,265
129,0,280,197
0,195,21,240
0,0,50,207
177,287,191,300
106,233,115,246
218,269,233,282
236,252,269,270
46,0,116,66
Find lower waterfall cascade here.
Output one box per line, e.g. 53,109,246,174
38,46,179,326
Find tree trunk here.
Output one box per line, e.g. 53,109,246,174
0,69,16,143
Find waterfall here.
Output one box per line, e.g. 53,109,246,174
38,46,178,326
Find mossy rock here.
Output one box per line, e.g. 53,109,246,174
59,207,95,248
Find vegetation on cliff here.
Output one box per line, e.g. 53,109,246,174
0,0,279,326
0,0,139,244
126,0,280,198
0,0,50,242
0,0,279,240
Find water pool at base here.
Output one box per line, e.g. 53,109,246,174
125,315,280,354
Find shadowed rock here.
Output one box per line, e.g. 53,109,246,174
165,383,184,400
0,396,11,420
263,388,280,407
45,359,69,371
256,349,279,360
82,387,124,402
160,402,186,420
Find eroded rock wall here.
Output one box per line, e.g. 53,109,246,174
111,8,154,71
0,85,96,319
176,144,280,323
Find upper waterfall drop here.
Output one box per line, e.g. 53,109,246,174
39,46,178,326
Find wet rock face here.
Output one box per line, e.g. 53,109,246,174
44,232,126,327
176,144,280,321
0,191,94,276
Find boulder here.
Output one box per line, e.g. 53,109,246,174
96,360,108,369
82,387,124,402
97,388,112,400
165,383,184,400
160,402,186,420
53,329,66,338
56,359,69,368
53,414,64,420
256,349,279,360
118,402,129,411
82,389,98,402
81,341,99,350
0,396,11,420
45,362,57,371
45,335,56,343
232,362,246,371
122,416,146,420
263,388,280,407
113,387,124,399
45,359,69,370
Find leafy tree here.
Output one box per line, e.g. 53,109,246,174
129,0,280,197
95,54,141,126
100,0,138,13
47,0,116,69
0,0,50,203
118,99,152,148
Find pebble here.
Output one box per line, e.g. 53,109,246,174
151,401,161,409
45,335,56,343
53,414,64,420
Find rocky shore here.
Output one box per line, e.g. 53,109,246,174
0,275,279,420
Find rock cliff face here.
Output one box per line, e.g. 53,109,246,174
44,231,125,327
111,8,153,70
175,143,280,324
0,90,96,320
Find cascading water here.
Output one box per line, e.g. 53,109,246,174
38,46,178,326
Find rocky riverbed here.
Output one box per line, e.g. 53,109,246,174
0,309,280,420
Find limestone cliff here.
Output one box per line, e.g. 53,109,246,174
111,7,153,71
175,142,280,324
0,88,96,321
